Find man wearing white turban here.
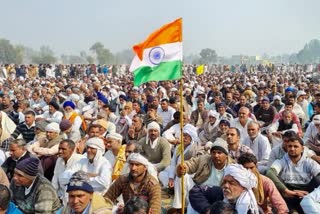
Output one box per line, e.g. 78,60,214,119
198,110,220,145
104,153,162,214
222,164,259,214
61,137,112,194
161,125,200,213
104,133,126,181
138,121,171,172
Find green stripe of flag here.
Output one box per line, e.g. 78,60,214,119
133,60,182,86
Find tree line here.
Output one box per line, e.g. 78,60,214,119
0,38,319,64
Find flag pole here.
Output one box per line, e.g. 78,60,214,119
179,68,185,214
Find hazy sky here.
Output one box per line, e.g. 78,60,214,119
1,0,319,57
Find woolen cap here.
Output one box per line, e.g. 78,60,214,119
210,138,229,154
60,119,72,131
15,157,40,179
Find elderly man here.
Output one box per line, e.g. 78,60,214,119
52,139,85,205
64,171,113,214
104,133,126,181
104,153,162,214
159,126,199,213
272,101,302,137
63,137,112,194
230,107,253,142
138,121,171,172
198,110,220,145
222,164,259,214
10,157,61,213
63,100,86,133
269,110,299,147
2,139,31,181
238,153,289,213
28,122,63,180
266,135,320,213
29,122,63,156
242,121,271,173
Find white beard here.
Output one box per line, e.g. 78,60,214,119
64,112,72,119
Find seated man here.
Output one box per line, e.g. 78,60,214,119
198,110,220,145
222,164,259,213
92,119,116,137
104,133,126,181
138,122,171,172
124,197,150,214
0,184,23,214
59,119,81,143
28,122,64,180
159,125,199,213
226,127,253,161
272,101,302,137
266,135,320,213
267,130,317,169
242,121,271,173
10,157,61,213
190,99,208,129
64,171,113,214
125,115,146,143
162,112,192,146
230,107,253,142
269,110,299,147
2,139,32,181
305,114,320,162
177,139,234,213
104,153,162,214
238,153,288,213
254,97,276,128
120,142,158,180
213,118,230,141
52,139,85,205
62,137,112,194
300,186,320,213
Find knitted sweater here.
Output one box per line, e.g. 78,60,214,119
138,137,171,171
11,175,61,214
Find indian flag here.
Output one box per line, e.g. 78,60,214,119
130,18,182,86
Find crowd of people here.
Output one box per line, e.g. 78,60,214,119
0,63,319,213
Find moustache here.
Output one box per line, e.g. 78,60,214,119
223,188,231,194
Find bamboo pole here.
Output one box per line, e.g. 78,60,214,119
180,76,185,214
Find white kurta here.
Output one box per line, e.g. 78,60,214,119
52,153,85,204
60,155,112,194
